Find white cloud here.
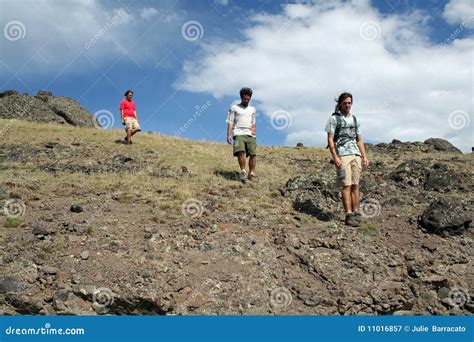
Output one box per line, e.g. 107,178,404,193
176,0,474,152
0,0,183,77
443,0,474,28
140,7,160,20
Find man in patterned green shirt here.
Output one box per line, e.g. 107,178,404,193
325,92,369,227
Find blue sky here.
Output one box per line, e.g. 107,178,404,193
0,0,473,151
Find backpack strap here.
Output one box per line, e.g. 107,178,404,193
334,114,342,142
326,113,340,149
353,115,358,138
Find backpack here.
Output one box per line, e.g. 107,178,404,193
327,113,358,148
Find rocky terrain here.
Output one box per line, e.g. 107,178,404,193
0,118,472,316
0,90,99,128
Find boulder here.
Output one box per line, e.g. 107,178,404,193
419,198,472,236
285,174,341,221
366,138,462,154
390,160,431,187
424,163,472,192
424,138,462,154
0,90,99,127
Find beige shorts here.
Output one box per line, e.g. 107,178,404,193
337,155,362,187
124,117,140,131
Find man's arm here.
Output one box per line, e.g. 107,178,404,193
133,104,138,120
120,110,125,125
251,110,256,136
226,108,235,144
227,123,233,144
327,133,342,168
356,136,369,167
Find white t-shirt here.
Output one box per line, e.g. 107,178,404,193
226,103,256,137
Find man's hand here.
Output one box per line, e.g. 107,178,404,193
227,136,232,144
121,119,125,125
362,156,369,167
334,156,342,168
251,126,256,136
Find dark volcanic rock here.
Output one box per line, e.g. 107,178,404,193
70,205,84,213
0,90,99,127
424,138,462,154
390,160,430,187
419,199,472,236
0,92,66,124
45,96,99,127
0,90,19,98
424,163,472,192
366,138,462,155
391,160,472,193
0,277,24,294
285,174,340,221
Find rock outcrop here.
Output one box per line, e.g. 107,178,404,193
0,90,99,127
366,138,462,154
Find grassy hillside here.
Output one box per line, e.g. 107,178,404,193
0,119,472,315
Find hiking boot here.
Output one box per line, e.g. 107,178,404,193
239,170,247,183
123,137,131,145
345,213,359,227
248,172,258,182
353,211,362,222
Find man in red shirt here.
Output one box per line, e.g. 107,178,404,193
120,90,141,144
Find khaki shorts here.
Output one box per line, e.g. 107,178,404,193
124,117,140,131
233,135,257,157
337,155,362,187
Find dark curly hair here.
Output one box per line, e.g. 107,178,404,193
334,92,352,114
239,87,253,99
124,89,134,97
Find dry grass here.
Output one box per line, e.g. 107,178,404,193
1,118,472,225
0,119,329,204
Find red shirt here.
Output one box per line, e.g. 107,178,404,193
120,99,136,118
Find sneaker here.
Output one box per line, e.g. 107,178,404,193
239,170,247,183
123,137,131,144
345,213,360,227
353,211,362,222
248,172,258,182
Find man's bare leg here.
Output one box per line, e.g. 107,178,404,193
342,186,352,214
249,155,256,174
126,130,132,143
237,152,246,171
351,184,360,212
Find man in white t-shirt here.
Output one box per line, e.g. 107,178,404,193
226,87,257,182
